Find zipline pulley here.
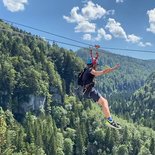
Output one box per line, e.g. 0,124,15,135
89,45,100,65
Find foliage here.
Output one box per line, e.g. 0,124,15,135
0,20,155,155
110,72,155,130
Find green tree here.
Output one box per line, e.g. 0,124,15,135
138,146,151,155
0,107,7,154
64,138,74,155
149,137,155,155
0,59,16,108
116,145,129,155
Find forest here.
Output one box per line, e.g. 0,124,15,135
0,19,155,155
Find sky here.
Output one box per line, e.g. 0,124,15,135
0,0,155,60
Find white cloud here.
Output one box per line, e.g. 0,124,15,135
63,1,108,33
127,34,141,43
81,1,106,20
106,18,152,46
75,21,96,33
106,10,115,16
63,1,106,24
127,35,152,47
147,8,155,34
116,0,124,3
95,28,112,41
145,42,152,46
138,42,152,47
105,18,127,39
83,34,92,40
3,0,28,12
63,7,85,23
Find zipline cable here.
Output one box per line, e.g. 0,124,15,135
1,25,155,54
1,18,93,47
1,18,155,54
0,28,88,49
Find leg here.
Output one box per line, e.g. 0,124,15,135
89,88,111,118
97,96,111,119
89,88,121,129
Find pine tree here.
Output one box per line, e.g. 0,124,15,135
0,107,7,154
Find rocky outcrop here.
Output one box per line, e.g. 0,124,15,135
21,95,46,113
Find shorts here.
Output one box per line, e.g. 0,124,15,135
83,87,101,102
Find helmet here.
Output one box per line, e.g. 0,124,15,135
87,57,98,65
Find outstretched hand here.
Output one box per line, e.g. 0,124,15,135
102,64,120,75
112,64,120,70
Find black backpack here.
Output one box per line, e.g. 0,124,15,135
77,68,87,86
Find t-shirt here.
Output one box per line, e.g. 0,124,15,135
82,67,95,86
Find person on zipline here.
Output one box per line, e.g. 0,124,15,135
82,57,121,129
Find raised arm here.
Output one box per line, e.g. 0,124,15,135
91,64,120,77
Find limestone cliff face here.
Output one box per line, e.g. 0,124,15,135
20,86,62,113
21,95,46,113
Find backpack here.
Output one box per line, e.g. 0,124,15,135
77,68,87,86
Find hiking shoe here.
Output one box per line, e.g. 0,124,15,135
105,120,122,129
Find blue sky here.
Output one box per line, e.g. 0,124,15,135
0,0,155,60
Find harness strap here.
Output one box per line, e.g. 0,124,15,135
83,82,94,95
